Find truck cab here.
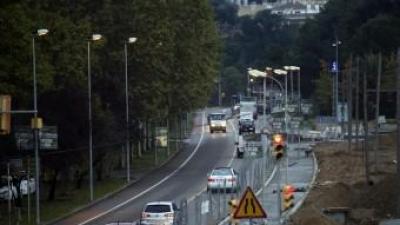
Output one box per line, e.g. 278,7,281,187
238,114,255,135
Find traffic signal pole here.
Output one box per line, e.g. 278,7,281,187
277,160,281,224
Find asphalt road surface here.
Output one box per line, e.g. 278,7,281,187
52,108,248,225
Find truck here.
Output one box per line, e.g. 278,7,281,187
239,96,257,120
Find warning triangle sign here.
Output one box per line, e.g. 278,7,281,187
234,186,267,219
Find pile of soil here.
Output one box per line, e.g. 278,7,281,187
290,133,399,225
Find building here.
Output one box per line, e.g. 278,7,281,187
234,0,328,21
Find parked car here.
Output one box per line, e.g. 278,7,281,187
139,201,180,225
207,167,239,193
0,176,35,200
208,112,227,133
0,176,17,200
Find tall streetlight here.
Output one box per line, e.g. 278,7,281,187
32,28,49,225
88,33,102,201
274,69,288,136
248,68,268,128
332,38,341,120
284,66,301,112
124,37,137,182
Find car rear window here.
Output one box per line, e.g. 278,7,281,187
145,204,171,213
212,169,231,176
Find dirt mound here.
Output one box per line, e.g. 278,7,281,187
291,206,339,225
290,133,399,225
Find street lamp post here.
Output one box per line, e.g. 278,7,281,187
275,69,288,136
332,38,341,121
32,28,49,225
88,34,102,201
124,37,137,183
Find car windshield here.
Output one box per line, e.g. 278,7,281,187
212,169,232,176
145,204,171,213
209,114,225,120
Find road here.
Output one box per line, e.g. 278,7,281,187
52,108,250,225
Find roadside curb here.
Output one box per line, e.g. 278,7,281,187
44,117,198,225
282,144,319,221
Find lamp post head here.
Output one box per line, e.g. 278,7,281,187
37,29,49,36
91,34,102,41
291,66,300,71
128,37,137,44
332,41,341,47
274,69,287,75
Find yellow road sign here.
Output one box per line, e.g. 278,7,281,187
233,186,267,219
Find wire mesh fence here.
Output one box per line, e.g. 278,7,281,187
177,134,275,225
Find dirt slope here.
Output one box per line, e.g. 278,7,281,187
290,133,398,225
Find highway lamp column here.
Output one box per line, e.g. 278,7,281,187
263,76,266,128
124,37,137,183
88,34,102,201
32,28,48,225
332,39,341,121
297,68,301,113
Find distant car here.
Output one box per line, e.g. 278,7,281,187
239,118,255,134
140,201,180,225
207,167,239,193
208,113,227,133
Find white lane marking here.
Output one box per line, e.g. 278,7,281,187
78,112,206,225
187,118,237,202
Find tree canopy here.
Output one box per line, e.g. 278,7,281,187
0,0,221,149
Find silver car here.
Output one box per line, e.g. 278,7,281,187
140,201,179,225
207,167,239,193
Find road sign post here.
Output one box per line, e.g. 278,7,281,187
233,186,267,221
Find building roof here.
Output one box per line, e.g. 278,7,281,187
272,2,307,11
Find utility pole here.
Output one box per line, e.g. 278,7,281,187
347,56,353,151
396,48,400,216
355,57,360,149
374,53,382,172
363,63,370,184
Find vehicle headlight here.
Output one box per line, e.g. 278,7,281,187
211,124,216,127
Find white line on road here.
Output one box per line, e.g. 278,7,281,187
78,112,206,225
187,118,237,202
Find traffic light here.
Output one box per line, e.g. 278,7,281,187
282,184,295,211
0,95,11,135
272,134,285,159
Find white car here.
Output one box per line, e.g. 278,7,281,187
0,184,17,200
207,167,239,193
0,176,35,200
140,201,179,225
